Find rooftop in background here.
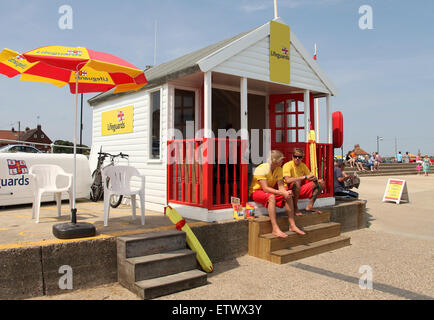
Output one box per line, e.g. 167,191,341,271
0,125,52,152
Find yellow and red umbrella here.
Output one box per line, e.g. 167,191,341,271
0,45,148,239
0,48,146,93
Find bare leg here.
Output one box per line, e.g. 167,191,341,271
305,180,323,214
291,182,303,216
267,195,287,238
285,197,305,235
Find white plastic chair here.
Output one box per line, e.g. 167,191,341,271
102,165,145,227
29,164,73,223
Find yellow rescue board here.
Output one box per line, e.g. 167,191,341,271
165,206,213,273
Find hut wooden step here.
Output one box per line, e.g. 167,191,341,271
260,222,342,252
270,235,351,264
248,210,351,264
250,211,331,236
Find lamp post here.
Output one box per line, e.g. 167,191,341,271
376,136,383,154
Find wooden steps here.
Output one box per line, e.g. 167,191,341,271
248,211,351,264
271,235,351,264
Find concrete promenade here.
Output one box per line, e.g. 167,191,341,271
30,175,434,300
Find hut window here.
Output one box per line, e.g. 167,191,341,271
150,90,161,159
174,89,195,138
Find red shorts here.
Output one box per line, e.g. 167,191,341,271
252,188,287,208
299,181,314,199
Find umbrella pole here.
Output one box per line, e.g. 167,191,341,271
52,71,95,239
71,71,78,223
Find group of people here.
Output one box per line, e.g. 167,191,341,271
346,150,381,172
397,151,431,175
415,153,431,176
248,148,325,238
247,146,430,239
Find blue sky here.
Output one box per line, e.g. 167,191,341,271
1,0,433,156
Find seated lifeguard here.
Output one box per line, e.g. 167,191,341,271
283,148,325,215
249,150,305,238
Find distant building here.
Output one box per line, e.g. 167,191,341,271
352,144,369,156
0,125,52,152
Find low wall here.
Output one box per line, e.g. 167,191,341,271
325,199,367,232
0,238,117,299
0,200,365,299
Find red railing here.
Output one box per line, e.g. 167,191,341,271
167,138,248,210
167,139,334,209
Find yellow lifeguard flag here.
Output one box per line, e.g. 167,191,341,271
269,20,290,84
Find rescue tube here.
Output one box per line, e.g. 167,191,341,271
164,206,213,273
332,111,343,148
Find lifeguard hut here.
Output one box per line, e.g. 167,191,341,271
88,18,338,221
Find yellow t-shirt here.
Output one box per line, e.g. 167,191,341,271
282,160,311,179
249,163,283,196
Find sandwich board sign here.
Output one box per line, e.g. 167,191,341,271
382,179,409,204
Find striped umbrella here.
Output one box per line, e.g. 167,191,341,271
0,48,146,93
0,45,148,239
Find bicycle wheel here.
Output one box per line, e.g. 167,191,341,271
90,170,103,202
110,194,123,208
105,177,123,208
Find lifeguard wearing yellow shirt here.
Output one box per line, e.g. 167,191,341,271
249,150,305,237
282,148,325,215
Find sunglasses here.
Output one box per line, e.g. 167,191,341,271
293,155,304,159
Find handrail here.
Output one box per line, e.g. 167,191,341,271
0,138,91,153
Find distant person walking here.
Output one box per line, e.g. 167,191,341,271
416,162,422,175
422,155,431,176
416,152,423,164
396,151,403,163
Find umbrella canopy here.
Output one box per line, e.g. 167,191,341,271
0,48,146,93
0,45,148,238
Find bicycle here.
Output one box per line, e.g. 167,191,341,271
90,148,129,208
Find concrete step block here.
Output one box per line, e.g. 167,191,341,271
270,235,351,264
117,230,186,259
134,269,208,299
123,249,197,283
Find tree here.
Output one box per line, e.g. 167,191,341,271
53,140,90,155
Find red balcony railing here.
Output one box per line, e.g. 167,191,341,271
167,139,334,210
167,138,248,210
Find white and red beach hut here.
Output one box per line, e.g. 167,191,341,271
88,19,338,221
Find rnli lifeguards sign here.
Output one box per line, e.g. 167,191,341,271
101,105,134,136
269,20,290,84
382,179,409,204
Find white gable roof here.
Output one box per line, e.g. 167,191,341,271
89,20,337,106
197,20,337,96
